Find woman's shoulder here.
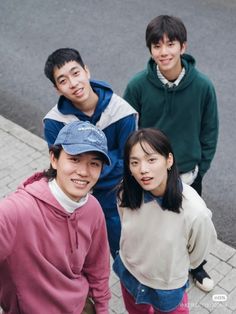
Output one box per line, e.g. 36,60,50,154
181,183,210,215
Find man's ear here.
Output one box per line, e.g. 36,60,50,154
181,42,187,55
84,65,91,79
50,151,58,170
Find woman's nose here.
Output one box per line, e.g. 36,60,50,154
140,162,149,174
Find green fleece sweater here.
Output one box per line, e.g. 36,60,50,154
123,54,219,176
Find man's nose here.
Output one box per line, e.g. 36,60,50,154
76,164,88,176
68,76,78,88
160,44,168,55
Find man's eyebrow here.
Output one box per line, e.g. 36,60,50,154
56,67,80,82
92,156,104,161
69,66,80,72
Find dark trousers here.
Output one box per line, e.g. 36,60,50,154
190,172,202,196
190,173,207,271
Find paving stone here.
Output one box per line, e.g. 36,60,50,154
209,269,224,286
200,285,228,312
188,285,207,306
0,175,15,187
211,240,236,261
228,252,236,268
190,305,210,313
109,272,119,288
111,281,123,298
109,294,126,314
214,260,233,276
211,305,232,314
0,156,16,170
9,165,35,182
0,186,12,198
227,286,236,311
218,268,236,292
205,253,221,271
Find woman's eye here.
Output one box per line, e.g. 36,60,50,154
149,158,156,163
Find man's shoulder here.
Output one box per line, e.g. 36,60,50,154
86,194,105,217
127,69,148,86
193,68,216,89
109,93,134,107
43,104,78,124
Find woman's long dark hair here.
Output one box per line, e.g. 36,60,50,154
118,128,182,213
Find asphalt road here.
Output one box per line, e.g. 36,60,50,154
0,0,236,248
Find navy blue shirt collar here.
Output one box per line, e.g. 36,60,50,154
143,191,163,206
143,179,183,206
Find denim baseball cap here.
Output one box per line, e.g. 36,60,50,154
54,121,111,165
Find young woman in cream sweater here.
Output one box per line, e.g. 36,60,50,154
113,128,217,314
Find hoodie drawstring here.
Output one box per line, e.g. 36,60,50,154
66,216,74,253
66,216,79,253
75,231,79,250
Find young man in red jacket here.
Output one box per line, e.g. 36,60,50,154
0,121,111,314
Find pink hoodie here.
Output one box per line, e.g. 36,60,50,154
0,172,111,313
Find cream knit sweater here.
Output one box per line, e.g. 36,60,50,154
119,183,217,290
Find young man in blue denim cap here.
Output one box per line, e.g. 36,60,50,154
0,121,111,313
43,48,137,259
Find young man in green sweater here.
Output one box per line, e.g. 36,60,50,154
123,15,218,293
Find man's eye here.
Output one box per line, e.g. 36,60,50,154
91,162,102,167
70,157,79,162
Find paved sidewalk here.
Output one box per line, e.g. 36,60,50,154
0,114,236,313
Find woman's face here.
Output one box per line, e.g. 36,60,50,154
129,141,173,197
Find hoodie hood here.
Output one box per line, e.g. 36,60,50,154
19,172,68,218
147,53,197,91
18,172,82,253
146,54,197,115
57,79,113,124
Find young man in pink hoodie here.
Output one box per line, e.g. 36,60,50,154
0,121,111,314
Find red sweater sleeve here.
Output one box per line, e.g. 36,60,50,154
82,210,111,313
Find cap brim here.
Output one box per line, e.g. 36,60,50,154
62,144,111,165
